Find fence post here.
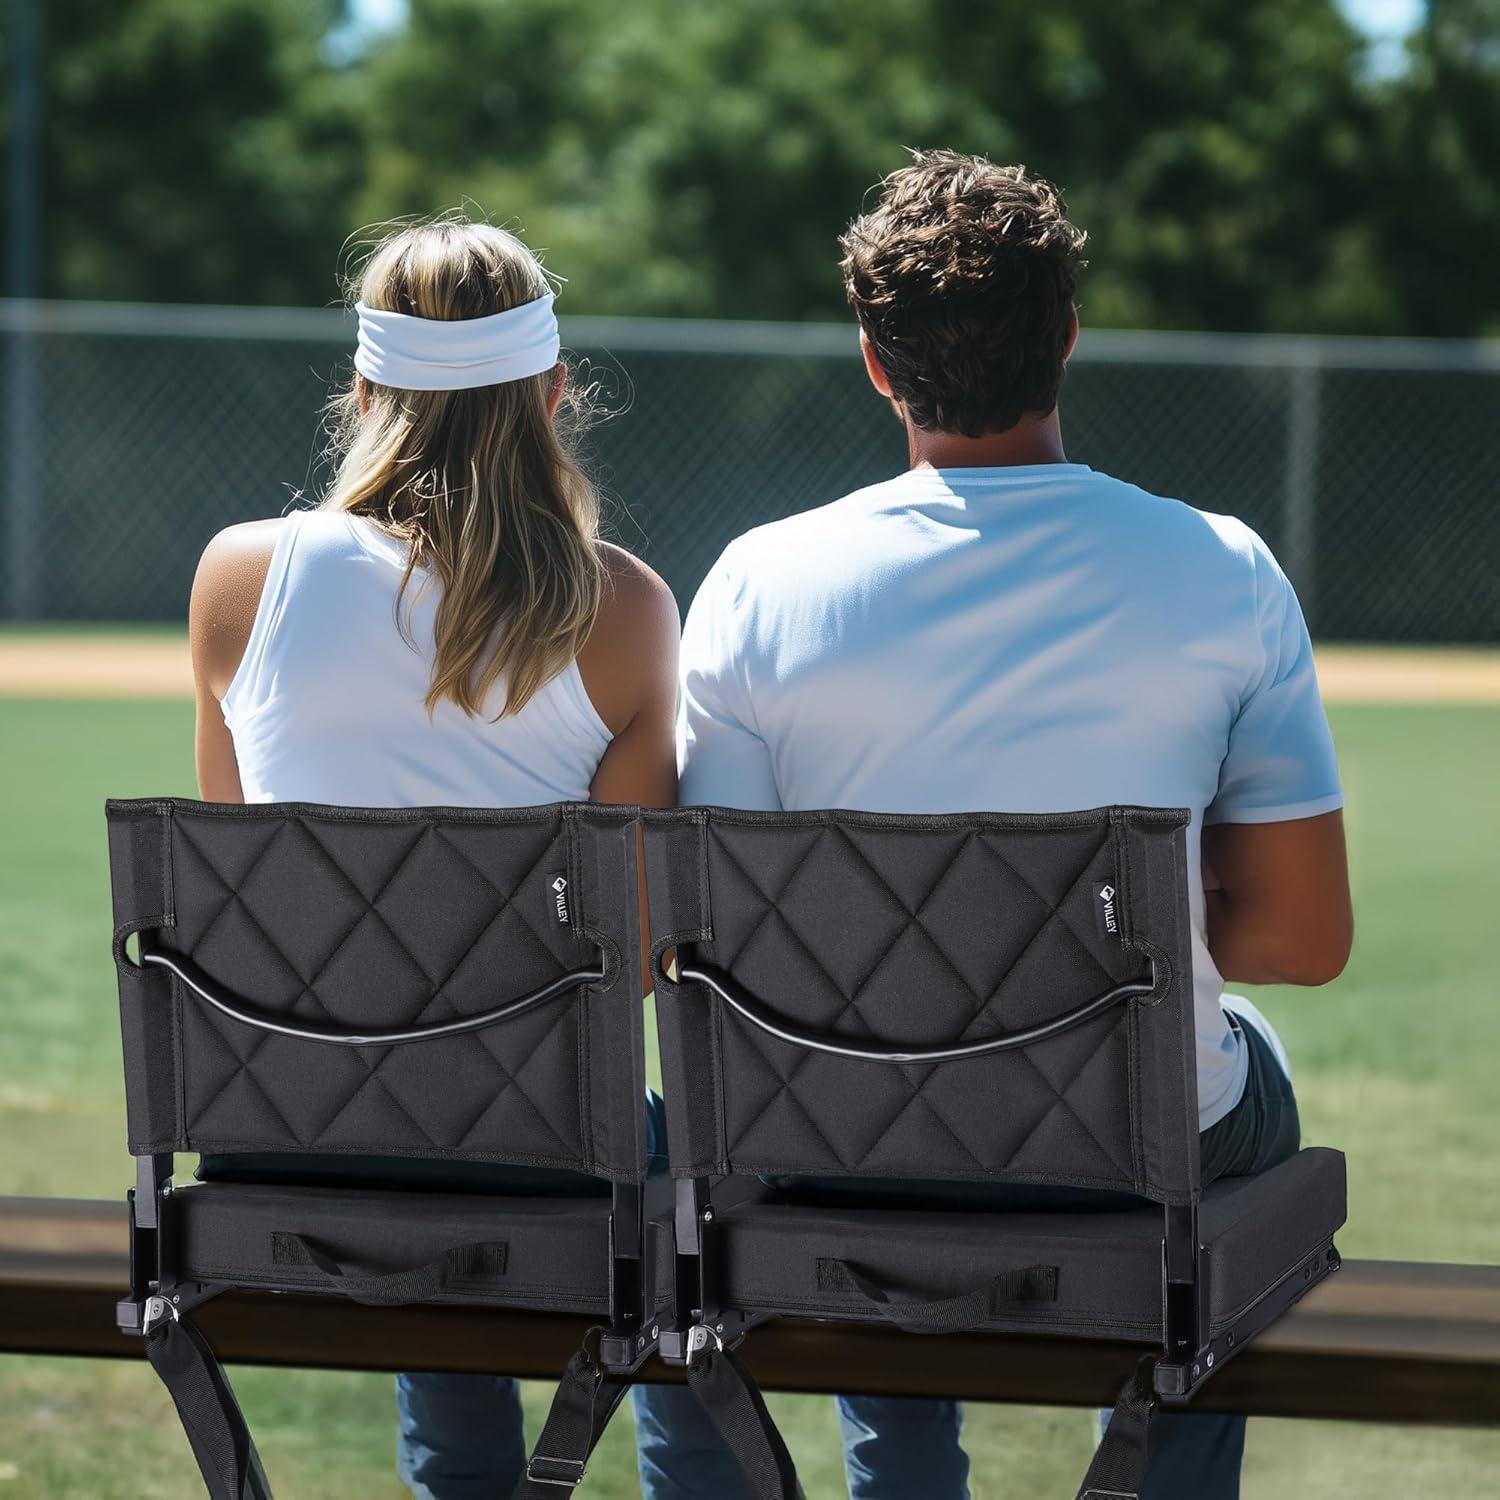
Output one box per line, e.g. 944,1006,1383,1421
6,0,43,620
1282,355,1323,633
4,323,41,623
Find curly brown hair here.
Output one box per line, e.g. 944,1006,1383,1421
840,152,1087,437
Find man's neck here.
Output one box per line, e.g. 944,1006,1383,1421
905,410,1068,471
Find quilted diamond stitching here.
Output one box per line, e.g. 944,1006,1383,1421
704,820,1140,1183
174,819,351,1143
706,833,962,1170
425,824,589,1155
178,817,433,1144
170,810,589,1162
937,834,1139,1182
297,819,582,1157
705,834,891,1170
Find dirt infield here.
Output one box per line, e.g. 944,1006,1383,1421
1315,648,1500,705
0,633,195,699
0,631,1496,705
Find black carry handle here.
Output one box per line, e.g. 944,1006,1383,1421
816,1258,1058,1334
136,939,605,1048
675,954,1157,1065
269,1232,507,1307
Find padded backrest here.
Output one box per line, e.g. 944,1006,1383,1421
645,806,1199,1204
106,799,647,1181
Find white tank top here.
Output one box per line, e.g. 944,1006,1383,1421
222,510,613,808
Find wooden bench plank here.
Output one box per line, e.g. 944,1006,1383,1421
2,1197,1496,1426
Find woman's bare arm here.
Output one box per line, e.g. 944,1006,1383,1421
577,545,681,989
578,543,681,808
187,520,281,803
1202,810,1353,986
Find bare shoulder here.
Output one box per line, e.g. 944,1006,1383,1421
202,516,285,555
597,542,676,610
594,542,680,647
189,517,287,698
577,543,681,734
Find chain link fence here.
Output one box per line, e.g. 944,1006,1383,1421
2,301,1496,639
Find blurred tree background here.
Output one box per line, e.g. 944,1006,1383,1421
2,0,1497,333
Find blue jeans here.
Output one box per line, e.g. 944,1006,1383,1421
633,1383,971,1500
396,1091,668,1500
630,995,1301,1500
397,1371,528,1500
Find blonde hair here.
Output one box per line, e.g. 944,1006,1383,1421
322,216,601,719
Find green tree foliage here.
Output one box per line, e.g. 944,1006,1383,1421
6,0,1498,333
1367,0,1500,335
352,0,1499,334
16,0,365,304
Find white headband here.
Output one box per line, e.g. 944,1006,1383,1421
354,293,560,391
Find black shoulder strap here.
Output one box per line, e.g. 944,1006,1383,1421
145,1316,272,1499
685,1344,802,1500
514,1343,633,1497
1074,1357,1158,1500
517,1337,802,1500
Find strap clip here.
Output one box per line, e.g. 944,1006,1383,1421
684,1322,724,1367
524,1454,587,1488
141,1294,179,1335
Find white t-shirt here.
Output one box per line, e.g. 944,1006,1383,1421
676,463,1343,1130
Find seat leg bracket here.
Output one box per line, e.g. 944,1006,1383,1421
1155,1239,1341,1402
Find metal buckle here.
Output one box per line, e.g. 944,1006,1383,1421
684,1322,723,1366
524,1455,587,1488
141,1294,179,1335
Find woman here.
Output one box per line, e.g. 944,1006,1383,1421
187,215,679,1499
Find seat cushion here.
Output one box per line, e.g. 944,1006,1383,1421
175,1181,616,1314
689,1147,1345,1341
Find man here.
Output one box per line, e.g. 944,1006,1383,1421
633,151,1351,1499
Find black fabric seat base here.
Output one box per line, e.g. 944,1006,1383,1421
175,1181,650,1315
679,1148,1345,1342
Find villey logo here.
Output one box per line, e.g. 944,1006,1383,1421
1094,882,1119,938
550,874,570,925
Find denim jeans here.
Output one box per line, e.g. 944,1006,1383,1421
396,1371,529,1500
630,994,1301,1500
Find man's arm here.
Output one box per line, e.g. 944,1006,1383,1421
1203,811,1352,986
1203,524,1351,986
677,548,782,811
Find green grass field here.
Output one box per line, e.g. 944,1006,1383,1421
1,695,1496,1496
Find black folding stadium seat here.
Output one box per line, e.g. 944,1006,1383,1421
640,805,1347,1500
106,798,664,1500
